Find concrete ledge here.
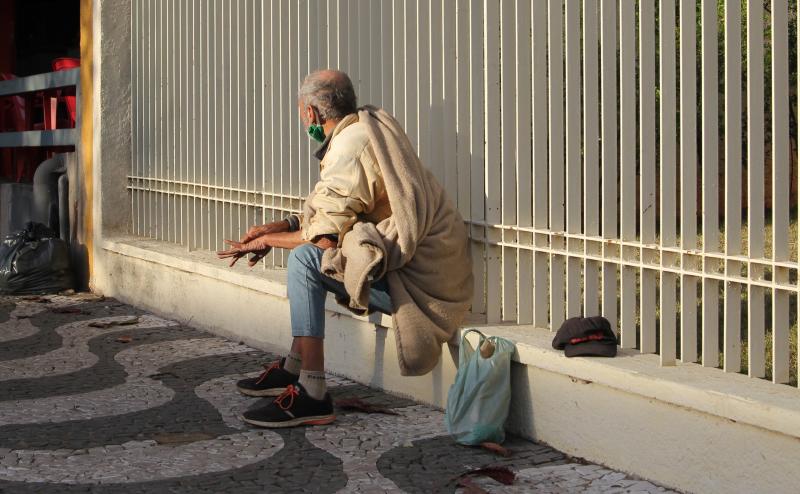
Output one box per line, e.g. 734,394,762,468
101,237,393,328
465,325,800,494
471,324,800,439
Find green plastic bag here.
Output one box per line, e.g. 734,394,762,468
445,329,516,445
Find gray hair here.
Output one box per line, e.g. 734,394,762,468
297,70,357,121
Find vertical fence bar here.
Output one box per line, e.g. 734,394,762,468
255,0,262,235
190,0,197,251
157,0,164,241
723,0,743,373
405,0,418,149
131,1,138,237
418,0,431,168
660,0,678,366
549,0,565,331
213,0,222,249
263,1,272,265
600,0,617,333
393,0,406,129
470,0,486,316
680,0,698,363
370,0,382,110
747,0,766,378
251,0,261,240
456,0,470,222
516,0,533,325
501,0,518,322
639,0,656,354
532,1,549,327
289,0,299,204
619,0,636,348
382,0,394,113
133,0,139,236
484,0,502,324
428,0,443,188
166,0,173,243
442,0,457,204
269,0,281,266
771,0,790,384
142,0,150,239
153,0,159,239
340,0,350,75
277,0,288,264
239,0,247,242
583,0,600,319
226,1,234,248
207,1,215,250
177,0,184,247
298,0,310,199
565,0,581,320
701,0,719,368
173,0,180,245
182,0,189,249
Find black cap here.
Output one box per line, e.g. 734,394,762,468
552,316,618,358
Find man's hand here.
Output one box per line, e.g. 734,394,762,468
312,236,337,250
240,220,290,243
216,235,274,268
217,220,289,267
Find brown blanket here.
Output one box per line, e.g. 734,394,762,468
320,106,473,376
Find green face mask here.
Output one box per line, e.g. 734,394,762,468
307,123,325,143
306,106,325,143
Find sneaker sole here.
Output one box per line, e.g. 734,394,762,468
240,414,336,428
236,386,288,397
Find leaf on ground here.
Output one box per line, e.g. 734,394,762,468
89,317,139,329
50,307,86,314
116,317,140,325
480,442,511,457
455,476,490,494
74,293,105,302
453,466,516,487
335,398,399,415
116,335,133,343
153,432,215,445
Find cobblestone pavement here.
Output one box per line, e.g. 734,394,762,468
0,294,679,493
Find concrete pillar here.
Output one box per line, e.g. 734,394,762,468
89,0,131,290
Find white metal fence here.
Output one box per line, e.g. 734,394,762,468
129,0,800,386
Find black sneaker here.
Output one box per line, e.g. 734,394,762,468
240,383,335,428
236,359,299,397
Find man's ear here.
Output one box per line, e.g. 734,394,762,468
307,105,323,126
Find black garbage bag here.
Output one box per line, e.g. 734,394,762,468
0,222,74,295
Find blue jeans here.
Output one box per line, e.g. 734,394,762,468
287,243,393,339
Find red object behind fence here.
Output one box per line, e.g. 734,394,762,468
51,58,79,127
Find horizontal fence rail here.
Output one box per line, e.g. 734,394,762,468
0,68,80,148
130,0,800,387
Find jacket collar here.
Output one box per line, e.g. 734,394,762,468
313,113,359,161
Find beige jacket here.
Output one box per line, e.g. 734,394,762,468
320,107,474,376
299,114,392,242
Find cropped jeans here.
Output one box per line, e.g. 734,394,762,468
287,243,392,339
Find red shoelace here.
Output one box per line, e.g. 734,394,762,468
274,384,300,410
255,361,281,385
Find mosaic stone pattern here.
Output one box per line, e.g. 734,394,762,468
0,295,678,493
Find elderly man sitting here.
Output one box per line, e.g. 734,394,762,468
218,70,472,428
